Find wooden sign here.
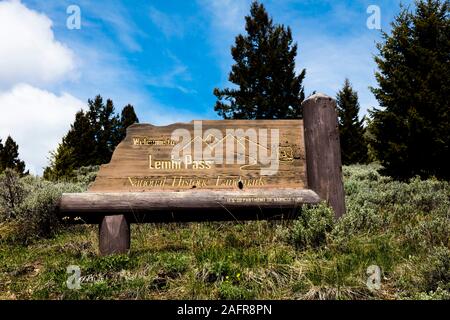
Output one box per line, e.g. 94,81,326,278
60,94,346,255
89,120,307,192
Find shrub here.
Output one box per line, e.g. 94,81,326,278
0,169,25,221
412,287,450,300
73,166,99,186
0,170,86,243
420,246,450,292
334,165,450,245
332,205,385,240
290,203,334,249
15,180,84,242
342,164,383,182
402,216,450,251
44,165,99,187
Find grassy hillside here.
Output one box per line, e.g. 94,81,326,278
0,165,449,300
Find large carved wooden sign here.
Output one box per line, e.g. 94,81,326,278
89,120,307,192
60,94,346,255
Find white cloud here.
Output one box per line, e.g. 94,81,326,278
197,0,249,81
0,84,84,175
296,34,379,116
97,10,143,52
0,0,76,90
199,0,249,34
77,0,146,53
0,1,82,175
149,7,184,38
145,52,195,94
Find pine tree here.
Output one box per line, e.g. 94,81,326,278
214,1,306,119
43,143,76,181
87,96,121,164
64,110,96,168
0,136,26,175
336,79,368,165
119,104,139,140
369,0,450,179
44,95,139,180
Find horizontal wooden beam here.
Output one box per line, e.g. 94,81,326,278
59,189,320,223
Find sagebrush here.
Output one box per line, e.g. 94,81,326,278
0,164,448,300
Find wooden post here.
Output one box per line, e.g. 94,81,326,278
99,215,130,255
302,93,346,218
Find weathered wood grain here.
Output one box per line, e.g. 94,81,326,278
88,120,307,192
99,215,130,255
60,188,321,223
303,93,346,218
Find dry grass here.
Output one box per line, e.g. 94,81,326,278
0,165,449,300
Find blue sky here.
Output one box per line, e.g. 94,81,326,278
0,0,414,173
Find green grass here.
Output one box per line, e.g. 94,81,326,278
0,164,449,300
